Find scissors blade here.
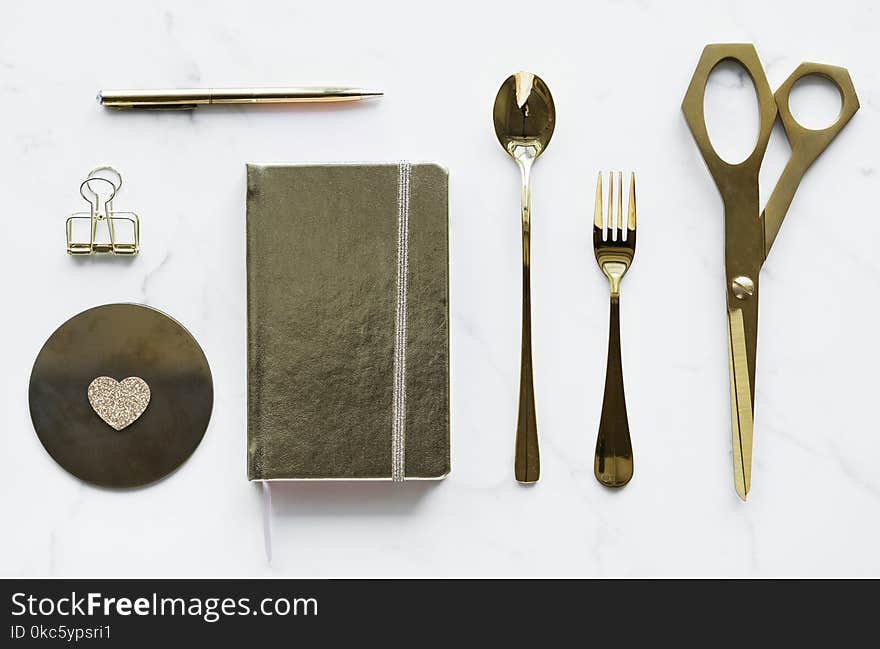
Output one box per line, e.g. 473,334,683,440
727,307,754,500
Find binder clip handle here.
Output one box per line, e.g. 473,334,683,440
79,176,117,220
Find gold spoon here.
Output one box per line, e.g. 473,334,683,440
493,72,556,483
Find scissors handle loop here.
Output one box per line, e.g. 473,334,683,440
763,63,860,254
681,44,778,193
774,63,859,152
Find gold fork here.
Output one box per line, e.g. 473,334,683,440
592,171,636,487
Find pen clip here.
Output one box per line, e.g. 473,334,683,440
118,104,199,110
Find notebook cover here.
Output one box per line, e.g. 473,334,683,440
246,162,449,480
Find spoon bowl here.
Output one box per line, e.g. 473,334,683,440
493,72,556,160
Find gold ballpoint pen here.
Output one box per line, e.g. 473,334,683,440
98,87,383,110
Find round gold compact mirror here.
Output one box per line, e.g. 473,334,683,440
29,303,213,488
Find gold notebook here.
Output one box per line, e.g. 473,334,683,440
246,162,450,481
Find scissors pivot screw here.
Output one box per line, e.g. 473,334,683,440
731,276,755,300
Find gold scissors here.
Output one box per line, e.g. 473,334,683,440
681,44,859,500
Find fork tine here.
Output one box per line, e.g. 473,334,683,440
594,172,603,233
616,171,623,239
628,172,636,231
607,171,614,240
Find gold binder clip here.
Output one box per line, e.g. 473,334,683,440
66,166,140,255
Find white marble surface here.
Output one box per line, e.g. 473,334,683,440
2,0,879,578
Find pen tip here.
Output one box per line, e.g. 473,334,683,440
96,90,103,105
361,90,384,98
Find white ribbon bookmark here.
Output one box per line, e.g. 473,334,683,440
391,161,411,483
261,480,273,564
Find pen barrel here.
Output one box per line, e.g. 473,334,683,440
209,88,366,104
99,87,372,109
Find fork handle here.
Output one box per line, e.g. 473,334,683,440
594,295,633,487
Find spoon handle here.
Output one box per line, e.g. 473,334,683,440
515,162,539,483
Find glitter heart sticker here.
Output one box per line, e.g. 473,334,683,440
87,376,151,431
